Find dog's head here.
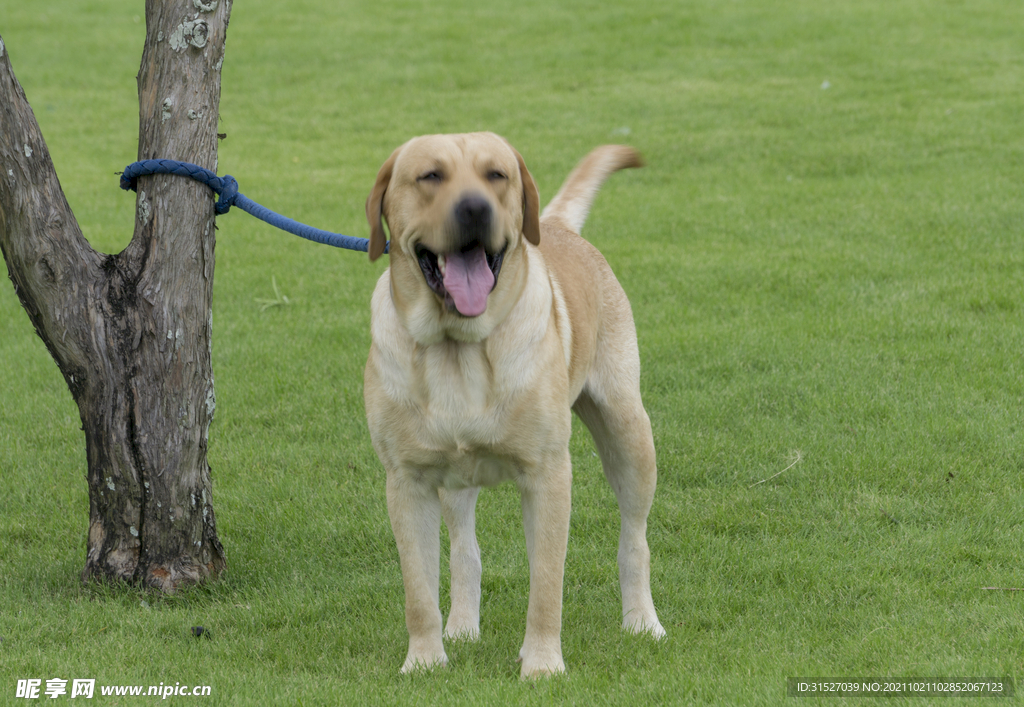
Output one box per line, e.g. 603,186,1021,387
366,132,540,343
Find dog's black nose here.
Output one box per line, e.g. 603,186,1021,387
454,194,492,239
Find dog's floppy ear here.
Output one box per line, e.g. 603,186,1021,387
366,147,401,261
513,148,541,246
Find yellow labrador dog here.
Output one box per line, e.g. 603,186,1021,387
363,132,664,679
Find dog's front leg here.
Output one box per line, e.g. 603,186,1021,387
516,452,572,679
386,471,447,672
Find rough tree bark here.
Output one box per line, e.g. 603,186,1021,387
0,0,233,592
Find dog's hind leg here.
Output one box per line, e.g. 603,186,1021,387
574,304,666,639
439,486,482,640
576,390,666,638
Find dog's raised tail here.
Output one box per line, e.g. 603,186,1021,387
540,145,643,234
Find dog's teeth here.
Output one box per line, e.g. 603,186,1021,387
438,254,447,276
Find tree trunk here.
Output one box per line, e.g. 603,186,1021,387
0,0,232,592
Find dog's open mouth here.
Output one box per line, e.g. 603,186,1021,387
415,241,506,317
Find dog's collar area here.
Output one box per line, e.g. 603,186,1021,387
415,241,506,317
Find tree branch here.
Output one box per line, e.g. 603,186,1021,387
0,32,104,400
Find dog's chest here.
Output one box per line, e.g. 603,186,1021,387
378,338,566,486
416,341,493,417
366,263,572,486
416,343,538,447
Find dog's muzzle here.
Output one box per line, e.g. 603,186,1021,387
415,196,506,318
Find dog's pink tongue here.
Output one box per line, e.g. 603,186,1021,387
443,246,494,317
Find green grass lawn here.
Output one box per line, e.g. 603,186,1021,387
2,0,1023,703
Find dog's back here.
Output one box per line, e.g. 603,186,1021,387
536,146,644,400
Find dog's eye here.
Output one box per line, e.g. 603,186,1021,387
417,170,443,183
486,170,508,182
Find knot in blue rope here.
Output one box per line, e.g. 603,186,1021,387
212,174,239,215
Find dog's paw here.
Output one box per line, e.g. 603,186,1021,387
401,645,448,673
517,646,566,679
443,621,480,642
623,615,667,640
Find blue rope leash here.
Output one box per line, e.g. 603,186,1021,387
119,159,387,253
